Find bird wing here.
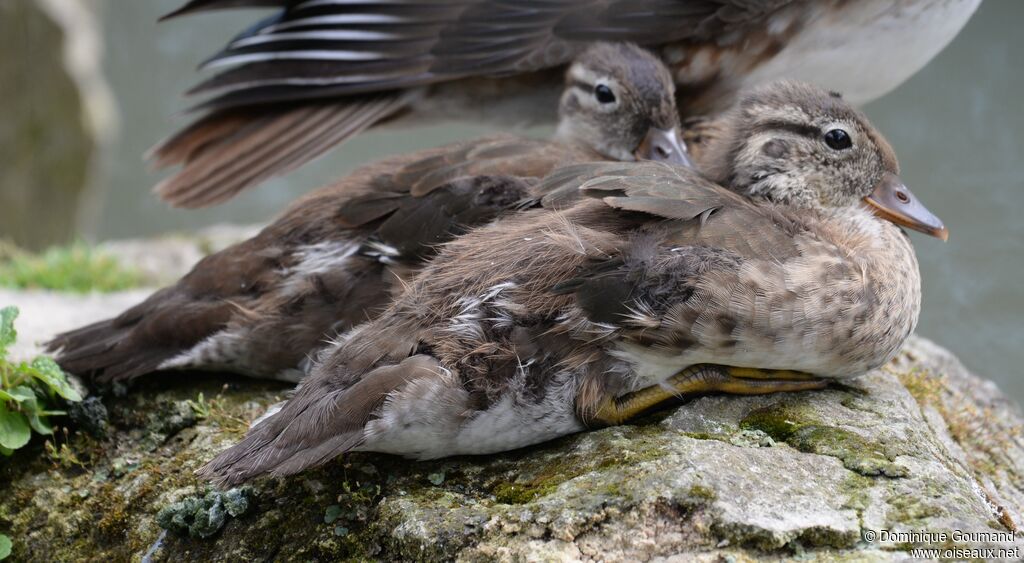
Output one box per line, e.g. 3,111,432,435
198,352,441,487
329,135,580,259
172,0,792,107
151,0,793,205
538,160,746,215
546,161,807,327
51,136,573,382
151,92,415,208
46,235,293,382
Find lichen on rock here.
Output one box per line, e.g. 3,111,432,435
156,487,252,539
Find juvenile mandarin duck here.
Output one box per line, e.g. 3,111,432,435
199,81,947,486
47,43,689,383
152,0,980,207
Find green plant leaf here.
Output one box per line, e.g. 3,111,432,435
27,412,52,436
0,445,12,456
0,306,17,359
28,357,81,402
0,386,35,405
0,403,31,450
0,533,11,560
0,387,51,435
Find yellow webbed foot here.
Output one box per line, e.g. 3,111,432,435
590,364,827,427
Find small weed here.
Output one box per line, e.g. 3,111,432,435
44,427,86,470
0,240,141,293
1,306,82,456
186,393,212,419
187,387,249,434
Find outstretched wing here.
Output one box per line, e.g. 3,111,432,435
175,0,790,109
152,93,415,208
152,0,793,205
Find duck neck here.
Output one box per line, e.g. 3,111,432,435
833,204,922,327
827,205,912,256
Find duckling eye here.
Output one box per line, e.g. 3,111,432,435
824,129,852,150
594,84,616,104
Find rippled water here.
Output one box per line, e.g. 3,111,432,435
90,2,1023,400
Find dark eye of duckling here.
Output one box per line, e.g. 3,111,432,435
594,84,616,104
824,129,852,150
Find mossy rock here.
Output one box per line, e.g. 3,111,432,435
1,331,1023,560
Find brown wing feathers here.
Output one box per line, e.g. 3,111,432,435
153,1,795,205
152,93,413,208
45,290,237,382
199,354,441,487
46,144,546,383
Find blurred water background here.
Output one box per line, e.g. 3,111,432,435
3,1,1022,400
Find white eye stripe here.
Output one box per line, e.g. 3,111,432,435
566,65,621,94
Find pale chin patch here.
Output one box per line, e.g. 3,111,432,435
553,119,635,163
603,145,637,162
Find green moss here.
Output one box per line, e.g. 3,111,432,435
0,241,141,293
739,404,807,441
888,362,1019,485
485,426,670,505
0,375,296,562
877,478,950,529
681,432,717,441
492,482,555,505
789,427,908,477
839,474,873,514
489,461,572,505
793,526,861,550
886,494,944,525
741,406,907,478
687,484,716,501
892,366,944,406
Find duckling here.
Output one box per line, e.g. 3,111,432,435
198,80,947,486
153,0,980,206
47,42,688,383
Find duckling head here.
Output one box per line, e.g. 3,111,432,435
555,42,691,167
700,80,948,239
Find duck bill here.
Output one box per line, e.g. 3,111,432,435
863,172,948,241
634,127,693,168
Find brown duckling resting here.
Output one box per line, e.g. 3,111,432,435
199,81,947,486
153,0,980,206
47,43,688,383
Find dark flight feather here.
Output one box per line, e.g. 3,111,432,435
151,92,413,208
152,0,796,204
